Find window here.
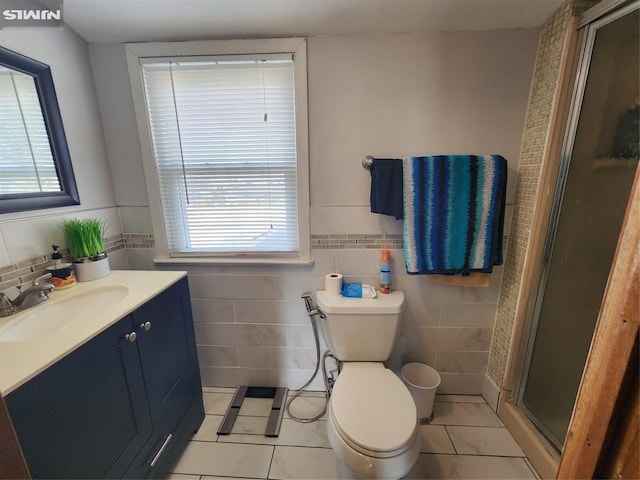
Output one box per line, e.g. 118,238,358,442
127,39,310,264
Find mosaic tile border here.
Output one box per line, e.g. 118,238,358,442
311,234,403,249
0,232,402,291
122,233,155,248
0,233,141,293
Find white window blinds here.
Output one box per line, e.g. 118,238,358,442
140,56,299,256
0,67,60,194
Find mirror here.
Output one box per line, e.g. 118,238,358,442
0,46,79,214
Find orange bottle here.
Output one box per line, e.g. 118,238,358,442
380,249,391,294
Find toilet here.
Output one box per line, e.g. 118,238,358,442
315,290,420,479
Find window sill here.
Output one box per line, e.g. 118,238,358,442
152,256,314,267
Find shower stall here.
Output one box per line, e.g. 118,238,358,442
513,0,638,453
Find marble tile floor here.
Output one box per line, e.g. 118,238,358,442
167,387,541,480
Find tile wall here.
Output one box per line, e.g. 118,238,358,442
128,228,505,395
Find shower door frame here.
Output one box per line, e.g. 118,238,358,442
512,0,640,452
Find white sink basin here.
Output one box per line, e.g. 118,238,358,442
0,286,129,343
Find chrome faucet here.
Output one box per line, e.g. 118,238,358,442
0,273,54,317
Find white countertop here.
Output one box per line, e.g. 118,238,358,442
0,270,186,395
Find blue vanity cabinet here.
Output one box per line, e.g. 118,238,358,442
4,276,204,479
4,314,154,479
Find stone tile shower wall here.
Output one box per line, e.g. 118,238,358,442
488,0,600,389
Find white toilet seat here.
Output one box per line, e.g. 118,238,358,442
329,362,417,458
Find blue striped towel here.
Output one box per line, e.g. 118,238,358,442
403,155,507,275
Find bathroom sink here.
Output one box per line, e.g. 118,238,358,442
0,286,129,343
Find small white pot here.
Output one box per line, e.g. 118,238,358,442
74,253,111,282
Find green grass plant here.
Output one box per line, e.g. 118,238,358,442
61,218,107,259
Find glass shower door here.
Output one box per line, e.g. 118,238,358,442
518,4,639,449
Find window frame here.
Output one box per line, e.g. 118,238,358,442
126,38,310,265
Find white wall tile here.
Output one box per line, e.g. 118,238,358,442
435,351,489,374
194,323,287,347
438,373,485,395
395,273,503,304
390,350,437,371
188,274,284,300
234,300,308,325
309,249,337,275
440,303,498,328
286,373,328,397
482,374,501,413
335,248,382,276
107,249,129,270
126,248,156,270
237,346,317,369
286,324,325,348
281,275,325,300
419,327,493,352
197,345,239,367
199,366,288,388
191,299,235,323
198,345,239,367
405,302,441,327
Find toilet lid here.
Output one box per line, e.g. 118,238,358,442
330,364,417,455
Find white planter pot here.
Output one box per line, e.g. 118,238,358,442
74,253,110,282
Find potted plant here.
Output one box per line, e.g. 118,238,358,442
61,218,110,282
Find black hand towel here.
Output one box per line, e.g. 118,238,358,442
369,158,403,220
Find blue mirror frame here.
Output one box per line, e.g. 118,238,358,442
0,46,80,214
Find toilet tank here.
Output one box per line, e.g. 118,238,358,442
315,290,405,361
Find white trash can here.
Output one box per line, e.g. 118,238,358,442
402,363,441,424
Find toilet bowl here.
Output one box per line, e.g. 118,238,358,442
325,363,420,478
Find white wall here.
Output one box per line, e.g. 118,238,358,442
309,31,530,207
91,28,539,393
0,25,125,269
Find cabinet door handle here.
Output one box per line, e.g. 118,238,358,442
139,321,152,331
149,434,172,467
125,331,137,342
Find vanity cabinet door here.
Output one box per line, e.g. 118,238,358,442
126,277,203,477
4,315,153,479
133,278,199,430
